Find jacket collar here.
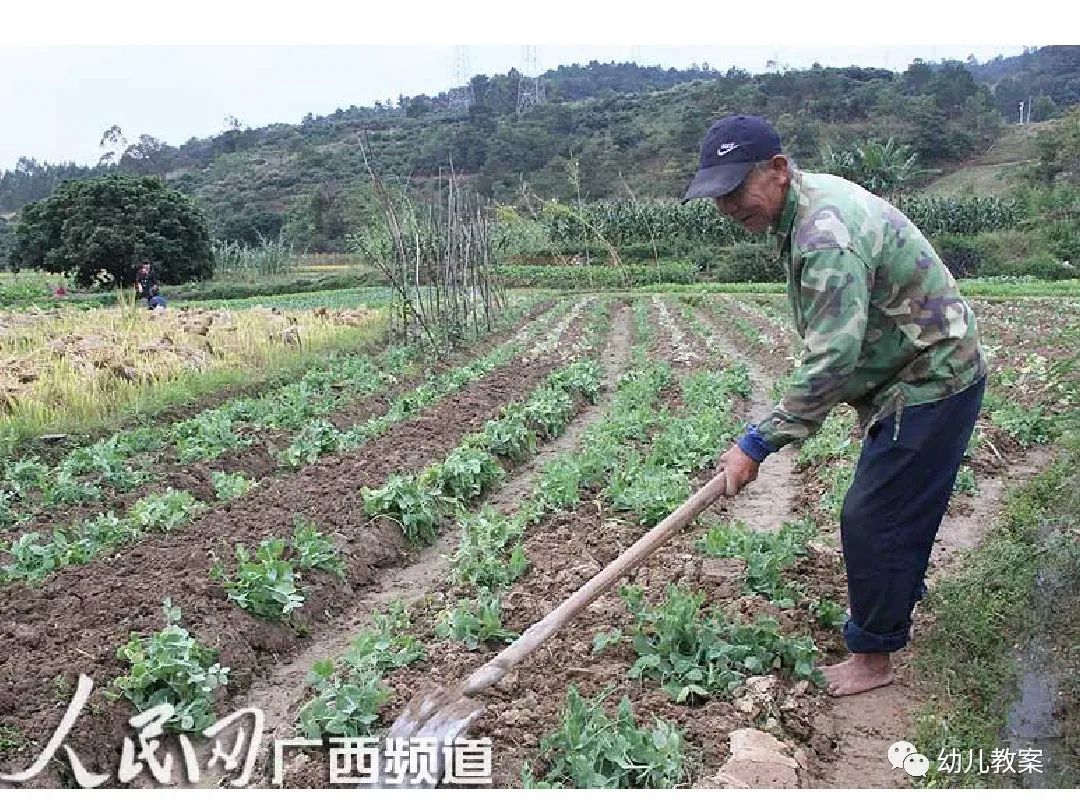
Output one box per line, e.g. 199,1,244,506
773,170,800,252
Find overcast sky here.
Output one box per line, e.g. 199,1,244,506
0,43,1028,172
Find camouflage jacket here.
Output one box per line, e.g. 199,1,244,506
741,170,987,457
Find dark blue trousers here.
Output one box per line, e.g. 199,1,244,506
840,375,987,654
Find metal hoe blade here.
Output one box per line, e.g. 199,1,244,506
367,687,485,789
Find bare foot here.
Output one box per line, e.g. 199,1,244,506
822,653,894,696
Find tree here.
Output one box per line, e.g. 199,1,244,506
1031,93,1058,122
11,174,213,286
818,137,929,197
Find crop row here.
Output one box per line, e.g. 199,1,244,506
0,298,566,532
0,302,591,581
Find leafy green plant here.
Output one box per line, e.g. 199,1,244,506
175,410,252,463
297,659,388,739
0,490,23,530
435,591,517,649
522,686,685,788
1,532,64,582
451,506,529,590
109,599,230,732
290,518,344,579
279,419,346,467
953,465,978,495
432,446,506,501
523,387,575,438
989,399,1057,446
696,520,813,606
342,602,425,674
210,470,256,501
595,584,823,702
606,458,690,526
42,471,102,506
362,474,444,546
2,456,48,497
481,404,537,462
533,456,583,514
810,598,847,631
547,359,603,403
211,538,305,620
129,488,205,532
296,601,423,739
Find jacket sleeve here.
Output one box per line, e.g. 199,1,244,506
753,247,873,452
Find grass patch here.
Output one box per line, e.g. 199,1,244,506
911,432,1080,787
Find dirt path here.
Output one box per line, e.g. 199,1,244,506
690,304,797,534
234,302,634,786
811,447,1056,788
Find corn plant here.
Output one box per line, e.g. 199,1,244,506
109,599,230,733
211,538,305,620
522,686,685,789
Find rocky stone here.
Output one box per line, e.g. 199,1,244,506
715,727,801,789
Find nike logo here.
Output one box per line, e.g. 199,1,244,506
716,142,740,157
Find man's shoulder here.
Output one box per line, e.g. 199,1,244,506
791,173,885,258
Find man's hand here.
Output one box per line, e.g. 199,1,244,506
717,443,760,497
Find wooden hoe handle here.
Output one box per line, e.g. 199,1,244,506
461,470,729,696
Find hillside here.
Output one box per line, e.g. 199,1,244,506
924,121,1050,197
2,47,1078,255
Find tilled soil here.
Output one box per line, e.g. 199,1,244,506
1,302,560,549
0,306,592,785
276,295,849,788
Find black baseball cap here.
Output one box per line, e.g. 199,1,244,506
682,115,783,203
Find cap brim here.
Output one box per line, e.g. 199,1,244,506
681,162,755,204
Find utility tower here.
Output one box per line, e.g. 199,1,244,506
517,45,545,113
448,45,473,112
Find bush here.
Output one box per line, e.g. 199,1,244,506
712,242,783,283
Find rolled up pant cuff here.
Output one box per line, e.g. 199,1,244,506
842,617,910,654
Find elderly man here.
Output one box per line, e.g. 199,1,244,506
685,115,987,696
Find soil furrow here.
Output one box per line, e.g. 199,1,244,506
0,309,594,784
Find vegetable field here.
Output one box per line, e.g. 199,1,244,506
0,290,1076,788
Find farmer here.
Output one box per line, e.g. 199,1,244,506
685,115,987,697
134,259,155,300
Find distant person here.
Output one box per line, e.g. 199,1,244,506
134,260,156,300
684,115,987,697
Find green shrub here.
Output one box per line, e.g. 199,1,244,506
211,538,305,620
522,686,685,788
109,600,229,732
